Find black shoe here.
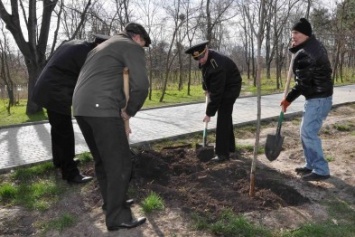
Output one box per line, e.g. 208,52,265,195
295,167,312,174
211,155,228,162
107,217,146,231
302,173,330,181
67,174,93,184
125,199,134,206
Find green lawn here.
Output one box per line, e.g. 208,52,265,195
1,76,355,127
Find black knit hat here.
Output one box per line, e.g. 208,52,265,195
292,18,312,37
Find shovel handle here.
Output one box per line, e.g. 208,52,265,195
276,111,284,135
203,121,208,147
283,54,295,97
123,67,130,137
277,54,296,134
202,94,210,147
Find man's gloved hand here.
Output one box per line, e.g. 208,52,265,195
280,99,291,112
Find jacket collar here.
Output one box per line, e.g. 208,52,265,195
289,35,315,53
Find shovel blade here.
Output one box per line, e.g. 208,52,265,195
265,134,284,161
196,144,214,162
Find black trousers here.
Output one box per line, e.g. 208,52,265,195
215,97,237,157
75,116,132,228
47,109,79,180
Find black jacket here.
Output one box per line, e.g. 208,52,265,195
32,40,96,115
286,35,333,102
201,50,242,116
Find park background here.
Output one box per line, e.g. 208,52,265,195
0,0,353,123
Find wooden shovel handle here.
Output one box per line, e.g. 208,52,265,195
123,67,130,137
283,54,296,98
203,94,210,147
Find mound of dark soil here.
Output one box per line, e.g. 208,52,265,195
131,145,309,220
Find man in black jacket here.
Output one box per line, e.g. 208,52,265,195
32,34,110,184
280,18,333,181
185,41,242,162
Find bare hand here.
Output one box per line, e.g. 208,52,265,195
125,123,132,137
203,115,210,123
280,98,291,112
121,110,131,121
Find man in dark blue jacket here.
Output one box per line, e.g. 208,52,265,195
280,18,333,181
32,34,110,184
185,41,242,162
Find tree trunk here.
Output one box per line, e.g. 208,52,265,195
25,60,44,114
0,0,59,115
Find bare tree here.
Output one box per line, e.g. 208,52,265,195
134,0,161,100
242,0,268,197
0,32,15,113
271,0,301,89
61,0,92,40
0,0,58,114
183,0,200,96
159,0,185,102
113,0,131,26
201,0,237,48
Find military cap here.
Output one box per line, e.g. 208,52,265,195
93,33,111,44
125,22,151,47
185,40,209,60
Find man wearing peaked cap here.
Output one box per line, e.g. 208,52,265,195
280,18,333,182
32,33,110,184
73,23,150,231
186,41,242,162
185,40,209,59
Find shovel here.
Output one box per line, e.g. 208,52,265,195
123,67,130,137
265,54,295,161
196,95,214,162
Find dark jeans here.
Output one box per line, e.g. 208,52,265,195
75,116,132,228
215,97,237,157
47,109,79,180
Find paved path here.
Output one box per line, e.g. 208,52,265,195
1,85,355,172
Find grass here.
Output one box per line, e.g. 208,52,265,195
2,78,355,127
15,180,62,210
190,199,355,237
41,213,77,233
0,100,48,127
333,123,353,132
2,79,355,234
74,152,93,163
143,84,205,108
11,162,54,181
326,155,335,162
0,162,66,211
0,159,86,234
192,209,272,237
281,200,355,237
1,117,355,235
2,160,355,236
236,143,264,154
141,191,165,213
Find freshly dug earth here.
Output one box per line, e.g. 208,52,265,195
1,103,355,236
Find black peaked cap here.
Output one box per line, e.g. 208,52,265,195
185,40,209,56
